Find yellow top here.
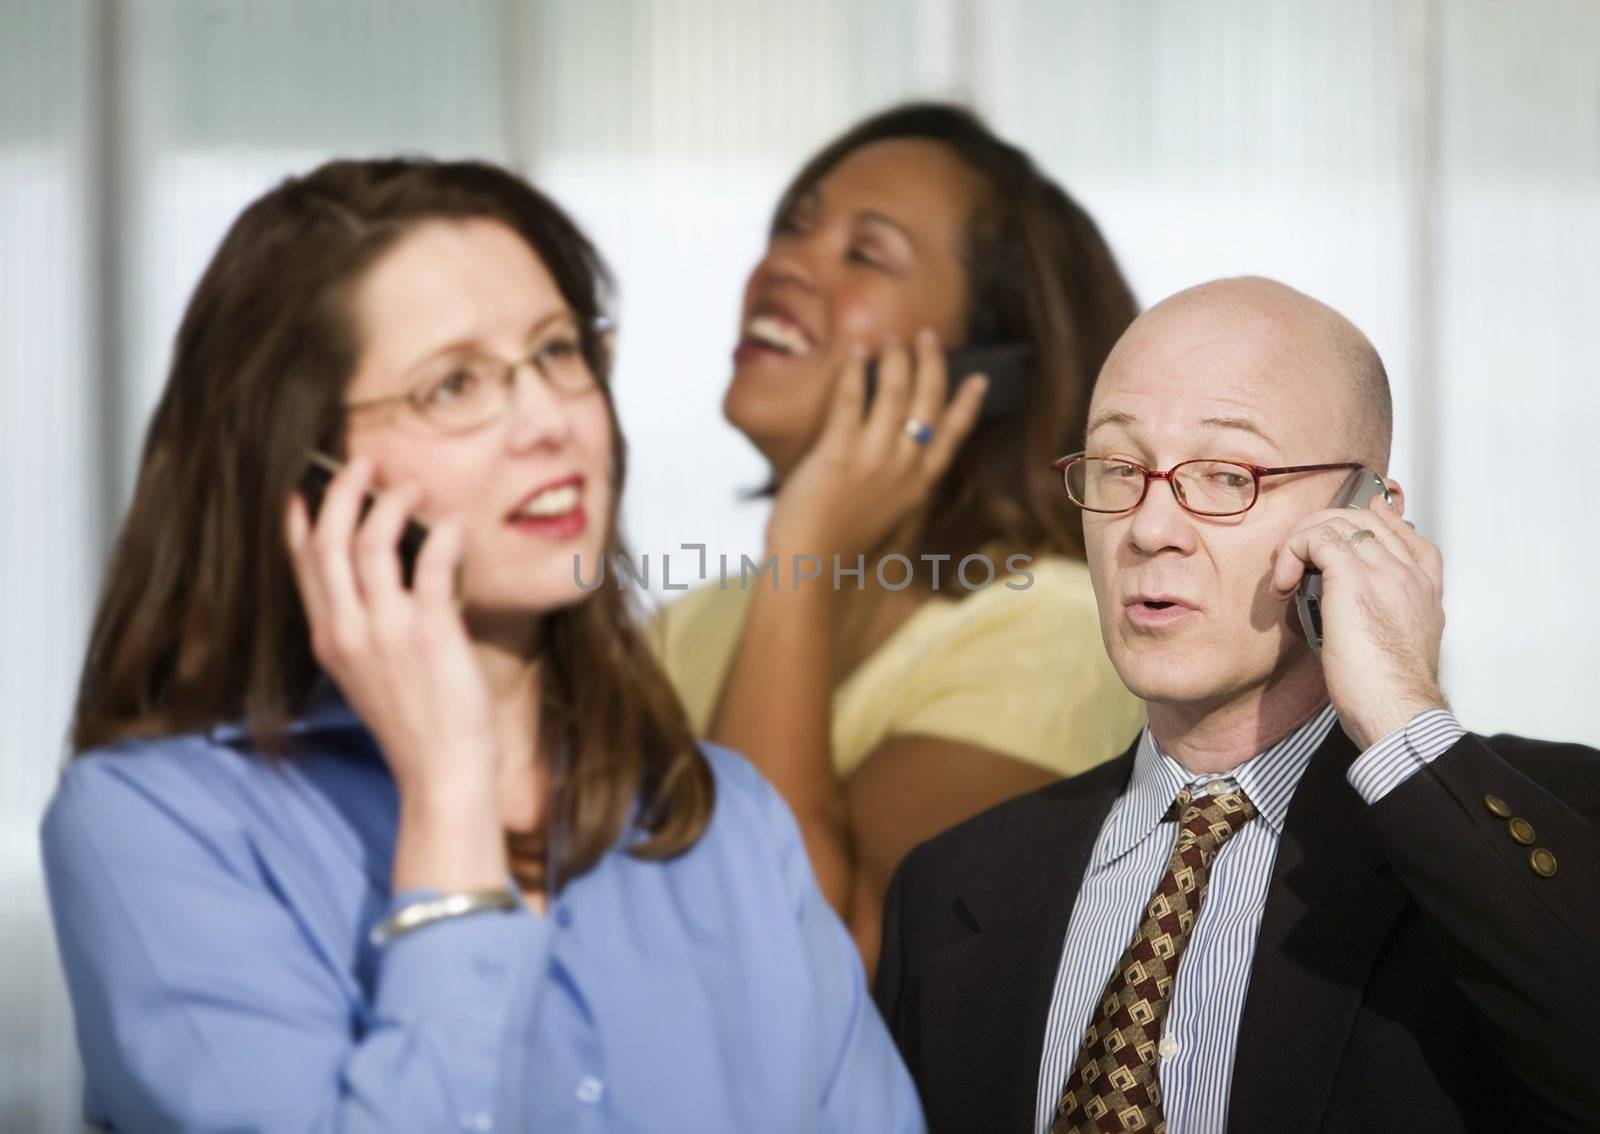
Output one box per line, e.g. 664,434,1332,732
649,555,1145,780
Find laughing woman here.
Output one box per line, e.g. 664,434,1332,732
41,159,921,1133
653,104,1147,977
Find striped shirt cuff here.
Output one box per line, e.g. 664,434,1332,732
1347,708,1467,804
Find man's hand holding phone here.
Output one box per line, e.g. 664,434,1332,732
765,327,987,565
1270,490,1449,750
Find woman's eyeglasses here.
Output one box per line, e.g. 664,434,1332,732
344,314,612,435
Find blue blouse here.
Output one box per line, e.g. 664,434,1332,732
41,692,924,1133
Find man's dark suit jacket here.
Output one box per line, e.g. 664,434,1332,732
874,726,1600,1132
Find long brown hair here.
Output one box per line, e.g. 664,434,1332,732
70,158,713,889
774,102,1139,569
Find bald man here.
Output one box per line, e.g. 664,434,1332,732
874,278,1600,1133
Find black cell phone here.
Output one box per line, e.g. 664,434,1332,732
1295,466,1393,654
862,341,1035,422
298,450,430,588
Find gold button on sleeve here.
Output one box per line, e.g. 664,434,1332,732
1508,818,1536,845
1530,848,1558,878
1484,794,1511,818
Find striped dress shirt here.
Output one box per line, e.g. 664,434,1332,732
1033,705,1465,1134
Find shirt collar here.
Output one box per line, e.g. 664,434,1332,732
206,676,363,744
1093,702,1339,866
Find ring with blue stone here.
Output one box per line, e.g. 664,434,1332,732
904,419,935,446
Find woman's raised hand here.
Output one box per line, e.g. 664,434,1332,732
284,455,498,809
766,328,986,563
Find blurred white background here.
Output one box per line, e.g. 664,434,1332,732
3,1,1597,1127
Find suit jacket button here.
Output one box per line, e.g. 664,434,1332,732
1508,818,1536,845
1484,794,1511,818
1530,848,1557,878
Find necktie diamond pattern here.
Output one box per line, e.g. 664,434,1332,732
1051,783,1258,1134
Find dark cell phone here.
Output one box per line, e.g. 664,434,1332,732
862,341,1035,422
1296,466,1393,654
298,450,430,588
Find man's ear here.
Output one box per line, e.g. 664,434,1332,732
1383,477,1406,518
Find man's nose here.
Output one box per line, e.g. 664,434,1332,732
1126,475,1196,554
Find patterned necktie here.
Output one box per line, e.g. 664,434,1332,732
1051,782,1258,1134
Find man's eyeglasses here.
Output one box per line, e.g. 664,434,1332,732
344,314,612,435
1052,454,1364,517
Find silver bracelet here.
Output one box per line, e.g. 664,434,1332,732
369,889,522,947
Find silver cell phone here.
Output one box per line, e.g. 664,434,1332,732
1295,466,1393,654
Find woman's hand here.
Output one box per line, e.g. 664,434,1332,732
765,328,987,563
284,455,498,810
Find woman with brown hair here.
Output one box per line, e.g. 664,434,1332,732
653,103,1147,977
41,158,921,1132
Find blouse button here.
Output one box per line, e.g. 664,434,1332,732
576,1076,605,1104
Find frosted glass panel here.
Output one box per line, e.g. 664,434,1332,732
1431,0,1600,740
2,1,103,1126
975,0,1422,487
